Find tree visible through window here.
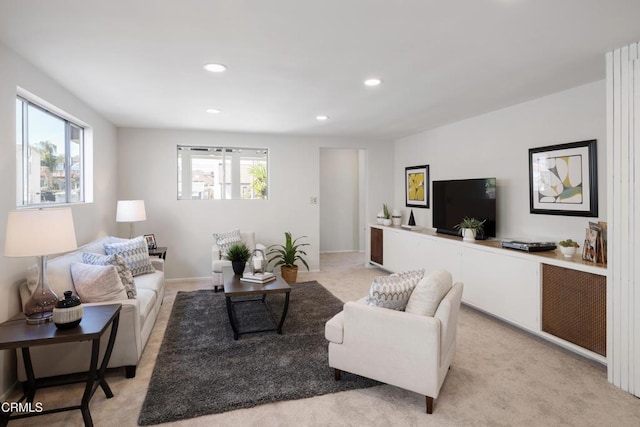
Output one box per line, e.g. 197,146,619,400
177,146,268,200
16,96,84,206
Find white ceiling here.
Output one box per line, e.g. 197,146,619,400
1,0,639,140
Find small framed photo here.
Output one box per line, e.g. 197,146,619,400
144,234,157,249
529,139,598,217
405,165,429,208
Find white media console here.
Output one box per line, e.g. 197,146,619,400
368,224,607,364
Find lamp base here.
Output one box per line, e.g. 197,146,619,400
26,311,54,325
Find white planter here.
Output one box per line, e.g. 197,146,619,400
462,228,476,242
382,218,392,226
560,246,577,257
392,216,402,226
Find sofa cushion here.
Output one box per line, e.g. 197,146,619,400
104,236,155,277
134,270,164,294
405,270,453,317
136,288,157,325
82,252,136,299
213,229,242,258
71,263,128,303
366,269,424,311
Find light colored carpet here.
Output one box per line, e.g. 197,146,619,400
7,252,640,426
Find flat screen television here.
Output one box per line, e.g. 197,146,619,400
432,178,497,239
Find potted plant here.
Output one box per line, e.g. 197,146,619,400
267,232,310,284
454,217,486,241
558,239,580,257
225,243,251,275
382,203,392,226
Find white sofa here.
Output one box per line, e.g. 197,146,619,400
211,231,265,291
325,281,463,414
17,236,165,381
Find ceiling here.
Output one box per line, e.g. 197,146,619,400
1,0,639,140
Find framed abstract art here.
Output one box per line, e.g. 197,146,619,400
405,165,429,208
528,139,598,217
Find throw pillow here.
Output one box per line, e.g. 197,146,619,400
82,252,137,299
103,236,155,277
213,229,242,258
366,269,425,311
405,269,453,317
70,263,128,303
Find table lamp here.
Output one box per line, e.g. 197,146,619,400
116,200,146,238
4,208,77,324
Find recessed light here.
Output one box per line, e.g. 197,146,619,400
206,108,221,114
364,78,382,86
316,115,329,121
203,63,227,73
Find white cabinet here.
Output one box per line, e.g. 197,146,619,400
461,246,539,330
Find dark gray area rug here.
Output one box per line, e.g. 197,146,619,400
138,281,379,425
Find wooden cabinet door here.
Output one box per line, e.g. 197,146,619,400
370,227,383,265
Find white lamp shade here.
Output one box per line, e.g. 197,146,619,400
5,208,78,257
116,200,147,222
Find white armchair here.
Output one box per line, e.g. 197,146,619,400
211,231,265,291
325,281,463,414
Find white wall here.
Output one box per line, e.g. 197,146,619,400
320,148,360,252
116,128,393,279
0,42,118,395
394,81,607,244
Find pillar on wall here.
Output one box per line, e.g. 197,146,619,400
606,42,640,397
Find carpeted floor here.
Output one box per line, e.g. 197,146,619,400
138,281,378,425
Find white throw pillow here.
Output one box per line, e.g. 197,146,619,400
405,269,453,316
71,262,128,303
366,269,425,311
82,252,136,299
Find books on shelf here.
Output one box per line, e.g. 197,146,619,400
582,221,607,264
241,272,276,284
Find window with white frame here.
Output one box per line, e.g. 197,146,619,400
16,96,85,206
177,146,268,200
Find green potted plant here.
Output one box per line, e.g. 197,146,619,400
382,203,392,226
225,243,251,275
454,217,486,241
558,239,580,257
267,232,310,284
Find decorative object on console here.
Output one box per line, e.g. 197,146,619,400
529,139,598,217
582,221,606,264
391,209,402,226
116,200,147,238
144,234,157,249
53,290,83,329
454,217,486,242
408,209,416,226
266,232,310,284
225,243,251,275
558,239,580,257
376,211,384,224
405,165,430,208
4,208,77,324
382,203,392,226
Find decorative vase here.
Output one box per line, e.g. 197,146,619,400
392,210,402,226
462,228,476,242
53,290,83,329
376,211,385,224
281,265,298,284
231,260,246,276
382,218,392,226
560,246,577,257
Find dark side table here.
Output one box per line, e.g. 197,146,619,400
0,304,122,427
148,246,167,260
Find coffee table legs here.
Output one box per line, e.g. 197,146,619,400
226,292,291,340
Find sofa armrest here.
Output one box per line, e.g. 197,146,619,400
343,301,441,358
150,258,164,272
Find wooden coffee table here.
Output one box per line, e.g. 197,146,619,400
223,270,291,340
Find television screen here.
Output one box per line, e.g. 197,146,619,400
432,178,497,239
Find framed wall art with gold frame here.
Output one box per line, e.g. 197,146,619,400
405,165,429,208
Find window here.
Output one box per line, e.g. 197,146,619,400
16,96,85,206
177,146,268,200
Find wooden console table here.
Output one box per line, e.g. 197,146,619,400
0,304,122,427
